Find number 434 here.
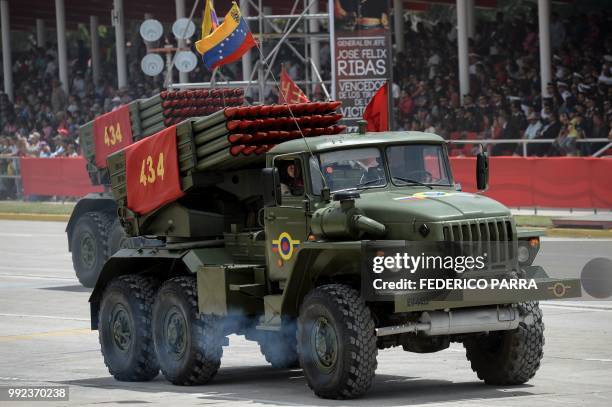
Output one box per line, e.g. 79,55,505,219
140,153,165,186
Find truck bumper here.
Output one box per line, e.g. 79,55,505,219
393,276,582,313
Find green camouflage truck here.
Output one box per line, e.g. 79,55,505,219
89,105,581,399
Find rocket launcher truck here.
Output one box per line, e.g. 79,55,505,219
66,88,244,287
89,102,581,400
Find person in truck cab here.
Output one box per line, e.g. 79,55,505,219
280,161,304,196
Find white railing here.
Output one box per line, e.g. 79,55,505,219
448,138,611,157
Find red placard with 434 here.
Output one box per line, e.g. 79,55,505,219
93,105,133,168
124,126,184,215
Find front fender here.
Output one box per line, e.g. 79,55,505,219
281,241,362,317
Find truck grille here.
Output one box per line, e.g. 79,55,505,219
442,217,516,268
442,218,514,242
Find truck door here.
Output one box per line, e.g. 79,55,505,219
265,157,309,281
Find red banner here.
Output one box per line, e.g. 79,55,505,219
125,126,184,215
20,157,104,197
93,105,133,168
451,157,612,208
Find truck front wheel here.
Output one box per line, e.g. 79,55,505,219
70,212,111,287
152,276,224,385
99,275,159,381
297,284,377,399
463,301,545,385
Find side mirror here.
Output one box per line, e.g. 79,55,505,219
476,151,489,191
262,167,281,207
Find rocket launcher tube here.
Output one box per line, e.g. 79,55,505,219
140,104,163,120
195,148,236,171
192,109,230,132
141,112,165,129
139,94,162,110
196,136,236,158
194,122,230,145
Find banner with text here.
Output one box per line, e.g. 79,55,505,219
331,0,392,132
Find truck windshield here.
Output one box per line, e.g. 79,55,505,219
312,147,387,193
386,144,452,186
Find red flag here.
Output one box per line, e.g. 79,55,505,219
363,83,389,132
279,66,309,104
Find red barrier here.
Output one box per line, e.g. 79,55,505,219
20,157,104,197
451,157,612,208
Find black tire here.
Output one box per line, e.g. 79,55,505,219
107,217,126,255
152,276,224,385
99,275,159,381
70,212,112,288
464,301,545,385
297,284,377,399
258,323,299,369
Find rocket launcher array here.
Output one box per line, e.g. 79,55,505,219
79,88,245,184
107,101,344,237
140,88,244,134
189,101,345,171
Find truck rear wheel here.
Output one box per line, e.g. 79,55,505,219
464,301,545,385
258,325,299,369
99,275,159,381
297,284,377,399
70,212,111,287
107,217,126,255
152,276,224,385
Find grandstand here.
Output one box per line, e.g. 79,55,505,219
1,0,611,201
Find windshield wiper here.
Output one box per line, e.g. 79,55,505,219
392,176,433,189
355,178,385,188
333,178,385,194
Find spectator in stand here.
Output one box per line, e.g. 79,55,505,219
491,111,520,156
393,6,610,156
519,112,543,155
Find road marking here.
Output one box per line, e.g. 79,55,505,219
0,273,75,281
585,358,612,363
0,328,92,342
0,233,65,238
0,313,89,321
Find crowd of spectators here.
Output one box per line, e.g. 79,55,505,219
2,6,612,172
392,9,612,156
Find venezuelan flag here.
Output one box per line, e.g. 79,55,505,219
195,2,256,71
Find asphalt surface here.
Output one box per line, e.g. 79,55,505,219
0,219,611,406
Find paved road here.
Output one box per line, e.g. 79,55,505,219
0,220,611,406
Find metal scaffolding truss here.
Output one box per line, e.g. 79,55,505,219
170,0,332,103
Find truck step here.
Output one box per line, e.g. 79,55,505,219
228,283,266,297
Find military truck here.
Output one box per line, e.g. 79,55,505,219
89,105,580,399
67,89,244,287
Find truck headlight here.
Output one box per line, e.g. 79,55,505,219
518,237,540,266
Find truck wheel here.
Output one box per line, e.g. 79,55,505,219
258,324,299,368
107,217,126,255
152,276,224,385
70,212,112,288
297,284,377,399
464,301,545,385
99,275,159,381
